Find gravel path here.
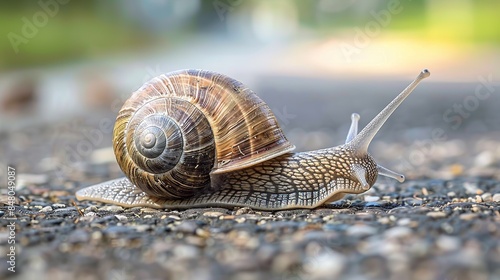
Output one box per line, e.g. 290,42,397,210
1,177,500,280
1,77,499,280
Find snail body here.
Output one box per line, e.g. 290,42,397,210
76,69,430,210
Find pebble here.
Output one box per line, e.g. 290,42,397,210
235,207,253,215
481,193,492,202
140,208,160,214
39,206,53,212
51,203,66,209
435,235,460,252
364,196,380,202
422,187,429,196
103,226,133,237
176,220,199,234
133,225,151,232
67,229,90,243
403,198,423,206
84,211,97,217
54,207,77,213
463,182,480,194
384,226,412,239
172,244,200,260
378,217,391,224
346,224,378,236
203,211,224,218
303,250,346,279
459,213,478,221
426,212,447,219
98,205,124,213
114,215,128,223
396,218,411,226
168,215,181,220
492,193,500,202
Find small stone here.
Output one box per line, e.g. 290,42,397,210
364,195,380,202
474,151,495,167
493,193,500,202
51,203,66,209
426,212,447,219
481,193,492,202
220,215,235,220
168,215,181,220
103,226,133,237
346,224,377,236
235,217,246,223
67,229,90,243
54,207,77,213
463,182,479,195
91,231,103,241
397,218,411,226
172,244,200,260
404,198,423,206
475,195,483,203
39,206,53,212
447,192,456,197
133,225,151,232
98,205,124,213
85,206,98,213
176,220,199,234
195,228,211,238
143,215,153,219
422,188,429,196
303,250,346,279
140,208,160,214
235,207,252,215
436,235,460,252
378,217,391,224
84,211,97,217
364,202,382,208
459,213,478,221
114,215,128,223
203,211,224,218
385,226,412,239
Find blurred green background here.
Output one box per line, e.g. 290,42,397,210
1,0,499,71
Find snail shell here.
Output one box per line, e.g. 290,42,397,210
114,69,294,199
76,69,430,210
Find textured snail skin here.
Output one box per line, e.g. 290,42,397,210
76,69,430,210
76,147,377,210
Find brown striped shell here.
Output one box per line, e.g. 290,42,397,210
113,69,295,199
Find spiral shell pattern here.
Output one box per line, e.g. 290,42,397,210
113,70,295,199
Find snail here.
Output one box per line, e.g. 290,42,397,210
76,69,430,210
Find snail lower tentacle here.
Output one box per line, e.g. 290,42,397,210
76,69,430,210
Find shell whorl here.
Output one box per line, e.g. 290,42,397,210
113,69,295,199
